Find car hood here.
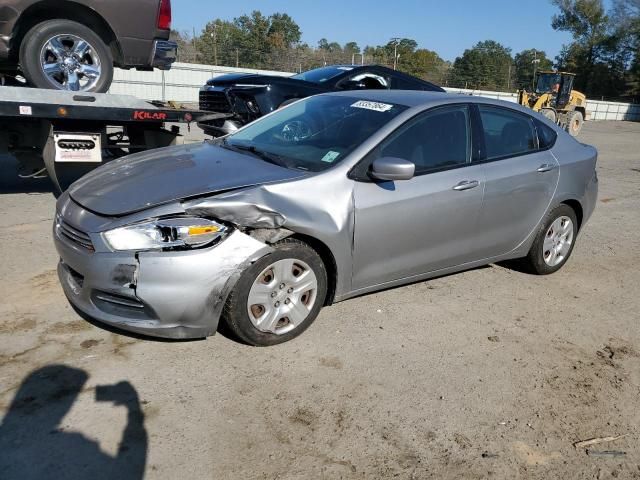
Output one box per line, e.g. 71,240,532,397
205,73,321,89
68,142,308,217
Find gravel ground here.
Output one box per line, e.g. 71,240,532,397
0,121,639,479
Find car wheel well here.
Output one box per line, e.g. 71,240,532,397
289,234,337,306
561,199,583,230
11,1,122,65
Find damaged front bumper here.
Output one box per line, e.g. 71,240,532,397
53,204,272,339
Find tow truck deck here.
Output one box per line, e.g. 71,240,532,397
0,86,210,192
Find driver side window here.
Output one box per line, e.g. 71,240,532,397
376,105,471,175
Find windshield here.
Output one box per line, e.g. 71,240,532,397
225,95,408,172
291,66,354,84
536,73,561,94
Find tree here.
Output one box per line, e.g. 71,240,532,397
449,40,514,90
514,49,553,89
169,30,199,63
195,11,303,70
404,48,447,81
611,0,640,97
343,42,361,63
197,19,242,66
343,42,360,55
384,38,418,68
267,13,301,48
551,0,611,93
234,10,271,67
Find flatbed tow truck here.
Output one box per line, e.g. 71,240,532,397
0,86,212,192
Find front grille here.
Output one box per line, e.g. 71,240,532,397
199,90,231,113
58,218,94,252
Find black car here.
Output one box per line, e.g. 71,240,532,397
198,64,445,137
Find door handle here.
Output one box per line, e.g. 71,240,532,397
537,163,557,173
452,180,480,191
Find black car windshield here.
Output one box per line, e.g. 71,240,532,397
291,66,355,84
225,95,408,172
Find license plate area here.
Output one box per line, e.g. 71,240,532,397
54,132,102,163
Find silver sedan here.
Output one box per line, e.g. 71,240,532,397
53,91,598,345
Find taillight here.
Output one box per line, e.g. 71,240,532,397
158,0,172,30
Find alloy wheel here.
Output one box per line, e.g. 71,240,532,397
40,34,102,91
542,215,574,267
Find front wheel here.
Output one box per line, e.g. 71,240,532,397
19,19,114,93
521,204,578,275
222,239,328,346
540,108,557,123
565,110,584,137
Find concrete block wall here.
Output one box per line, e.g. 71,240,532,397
587,100,640,121
109,63,292,104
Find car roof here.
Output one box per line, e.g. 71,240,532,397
324,89,540,115
324,89,466,107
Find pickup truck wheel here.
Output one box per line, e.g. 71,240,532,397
20,20,114,93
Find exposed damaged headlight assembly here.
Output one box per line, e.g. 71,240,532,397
102,218,227,252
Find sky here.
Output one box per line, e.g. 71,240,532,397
172,0,580,62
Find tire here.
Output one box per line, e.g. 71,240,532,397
222,238,328,346
20,20,114,93
521,204,578,275
565,110,584,137
540,108,557,123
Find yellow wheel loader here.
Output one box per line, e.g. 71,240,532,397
518,71,587,136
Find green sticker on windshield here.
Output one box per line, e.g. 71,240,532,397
321,151,340,163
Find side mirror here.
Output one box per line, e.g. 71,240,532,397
369,157,415,181
340,80,366,90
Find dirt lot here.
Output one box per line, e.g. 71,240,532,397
0,121,638,479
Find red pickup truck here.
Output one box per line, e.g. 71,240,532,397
0,0,177,92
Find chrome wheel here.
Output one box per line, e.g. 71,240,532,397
40,34,102,91
247,258,318,335
542,215,574,267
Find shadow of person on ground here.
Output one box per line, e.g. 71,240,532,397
0,365,147,480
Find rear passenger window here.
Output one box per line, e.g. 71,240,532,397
379,105,471,174
535,119,558,149
478,106,537,160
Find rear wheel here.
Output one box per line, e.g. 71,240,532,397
521,204,578,275
565,110,584,137
222,239,328,346
20,19,114,93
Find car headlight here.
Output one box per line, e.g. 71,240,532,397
102,218,227,252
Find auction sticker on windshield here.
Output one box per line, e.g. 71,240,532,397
351,100,394,112
321,151,341,163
